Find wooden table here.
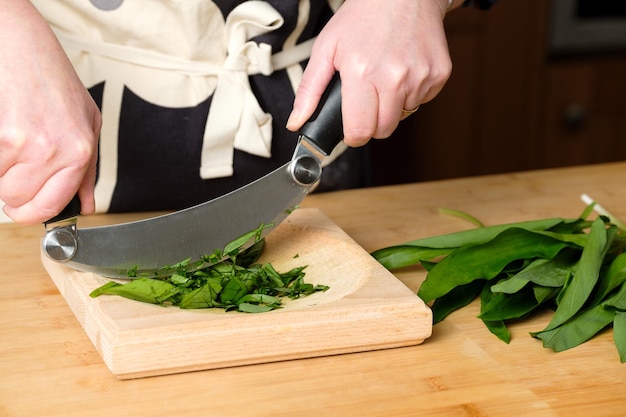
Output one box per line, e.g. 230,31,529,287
2,162,626,417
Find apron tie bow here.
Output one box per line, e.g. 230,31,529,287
200,1,283,179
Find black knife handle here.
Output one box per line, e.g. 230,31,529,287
44,194,81,226
299,73,343,155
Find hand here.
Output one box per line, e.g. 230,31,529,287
0,1,101,225
286,0,452,147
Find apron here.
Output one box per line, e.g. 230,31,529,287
31,0,356,213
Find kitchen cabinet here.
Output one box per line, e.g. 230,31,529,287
542,58,626,168
370,0,626,186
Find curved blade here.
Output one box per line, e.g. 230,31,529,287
52,161,309,278
42,73,344,278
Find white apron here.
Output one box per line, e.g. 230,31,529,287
31,0,348,213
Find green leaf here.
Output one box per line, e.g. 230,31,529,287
372,218,568,270
532,303,615,352
438,208,485,227
478,287,543,321
89,281,120,298
418,228,571,303
237,293,281,306
400,218,565,249
220,274,256,304
542,218,615,332
430,280,484,324
534,280,626,353
179,281,222,309
224,223,272,255
238,303,275,313
372,205,626,360
602,281,626,311
479,285,511,343
490,250,579,294
482,319,511,344
89,278,177,304
170,273,191,286
590,252,626,305
88,226,324,313
233,239,265,267
261,263,290,287
372,246,453,270
613,311,626,362
535,230,588,248
533,286,560,304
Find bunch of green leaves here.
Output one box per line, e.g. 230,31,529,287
371,204,626,361
90,225,328,313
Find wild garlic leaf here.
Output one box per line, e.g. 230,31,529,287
532,303,616,352
430,280,484,324
612,312,626,362
483,319,511,344
541,218,615,332
590,252,626,305
491,250,579,294
179,281,222,309
372,246,453,270
90,278,177,304
224,223,272,256
418,228,571,303
89,234,325,313
479,285,511,343
398,218,565,249
373,203,626,360
478,286,543,321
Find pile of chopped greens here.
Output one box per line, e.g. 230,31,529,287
372,202,626,361
89,225,328,313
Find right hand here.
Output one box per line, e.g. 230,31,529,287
286,0,452,147
0,0,101,225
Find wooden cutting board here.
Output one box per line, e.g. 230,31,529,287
42,208,431,379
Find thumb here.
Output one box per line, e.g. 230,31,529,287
286,49,337,132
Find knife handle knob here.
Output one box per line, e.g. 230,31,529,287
42,227,77,262
299,73,343,155
44,194,81,227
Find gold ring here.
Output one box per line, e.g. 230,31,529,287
401,106,419,117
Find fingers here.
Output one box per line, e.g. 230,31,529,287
286,43,336,133
0,147,98,225
2,170,81,225
339,74,405,146
76,109,103,217
0,116,99,224
0,0,101,224
288,0,453,148
76,141,99,216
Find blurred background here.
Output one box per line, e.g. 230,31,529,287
3,0,625,223
369,0,626,186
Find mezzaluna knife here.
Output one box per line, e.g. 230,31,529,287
42,74,343,278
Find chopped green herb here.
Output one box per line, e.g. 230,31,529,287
89,226,328,313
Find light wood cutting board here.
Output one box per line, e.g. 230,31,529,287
42,208,431,379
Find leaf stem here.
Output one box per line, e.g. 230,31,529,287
581,194,626,232
438,208,484,228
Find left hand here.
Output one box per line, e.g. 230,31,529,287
286,0,452,147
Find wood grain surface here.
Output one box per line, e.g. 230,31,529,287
41,208,431,379
2,163,626,417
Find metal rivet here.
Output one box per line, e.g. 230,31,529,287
43,229,77,262
290,155,322,186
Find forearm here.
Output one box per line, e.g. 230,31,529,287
1,0,100,224
2,0,53,47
